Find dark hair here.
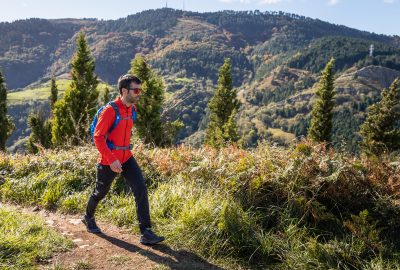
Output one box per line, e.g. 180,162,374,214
117,74,141,94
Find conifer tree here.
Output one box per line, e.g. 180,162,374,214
49,77,58,111
52,32,99,146
0,71,14,151
102,86,111,104
223,108,239,142
308,58,336,143
27,78,59,153
360,78,400,155
205,58,240,148
130,54,166,146
26,109,52,153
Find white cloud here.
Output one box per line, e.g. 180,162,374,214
383,0,396,3
328,0,339,5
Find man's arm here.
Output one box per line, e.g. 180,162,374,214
93,106,118,165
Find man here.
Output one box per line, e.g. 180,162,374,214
82,74,165,245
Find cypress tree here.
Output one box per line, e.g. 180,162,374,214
0,71,14,151
49,77,58,111
223,108,239,142
360,78,400,155
52,32,99,146
308,58,336,143
130,54,165,146
205,58,240,148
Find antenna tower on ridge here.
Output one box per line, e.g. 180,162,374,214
369,44,374,57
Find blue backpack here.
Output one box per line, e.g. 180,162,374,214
90,101,137,150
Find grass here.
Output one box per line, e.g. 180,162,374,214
44,262,70,270
107,254,131,266
0,205,74,270
72,260,92,270
8,79,112,105
0,141,399,269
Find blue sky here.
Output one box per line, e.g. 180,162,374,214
0,0,399,36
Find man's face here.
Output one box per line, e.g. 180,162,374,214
124,82,141,104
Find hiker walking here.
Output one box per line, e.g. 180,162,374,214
83,74,165,245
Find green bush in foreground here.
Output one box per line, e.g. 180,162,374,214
0,206,73,269
0,141,399,269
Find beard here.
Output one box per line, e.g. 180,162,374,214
128,94,140,104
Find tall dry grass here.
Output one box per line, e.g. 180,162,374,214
0,140,399,269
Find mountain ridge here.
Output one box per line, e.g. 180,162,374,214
1,8,400,152
1,8,398,89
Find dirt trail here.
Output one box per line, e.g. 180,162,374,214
3,203,225,270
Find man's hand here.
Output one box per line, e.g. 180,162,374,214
110,160,123,173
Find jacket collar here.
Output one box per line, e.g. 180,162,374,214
115,96,132,109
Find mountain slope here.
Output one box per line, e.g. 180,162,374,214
236,65,400,151
1,9,398,89
1,8,400,151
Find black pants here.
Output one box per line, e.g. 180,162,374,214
85,156,151,233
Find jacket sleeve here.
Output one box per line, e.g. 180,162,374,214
93,106,118,164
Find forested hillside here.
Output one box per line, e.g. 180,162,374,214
1,8,399,152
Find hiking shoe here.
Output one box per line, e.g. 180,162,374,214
140,228,165,245
82,215,101,233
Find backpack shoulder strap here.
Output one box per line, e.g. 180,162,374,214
109,102,121,132
132,104,137,121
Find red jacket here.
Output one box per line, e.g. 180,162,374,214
94,97,136,165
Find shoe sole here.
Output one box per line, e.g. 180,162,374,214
81,219,102,234
140,237,165,246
